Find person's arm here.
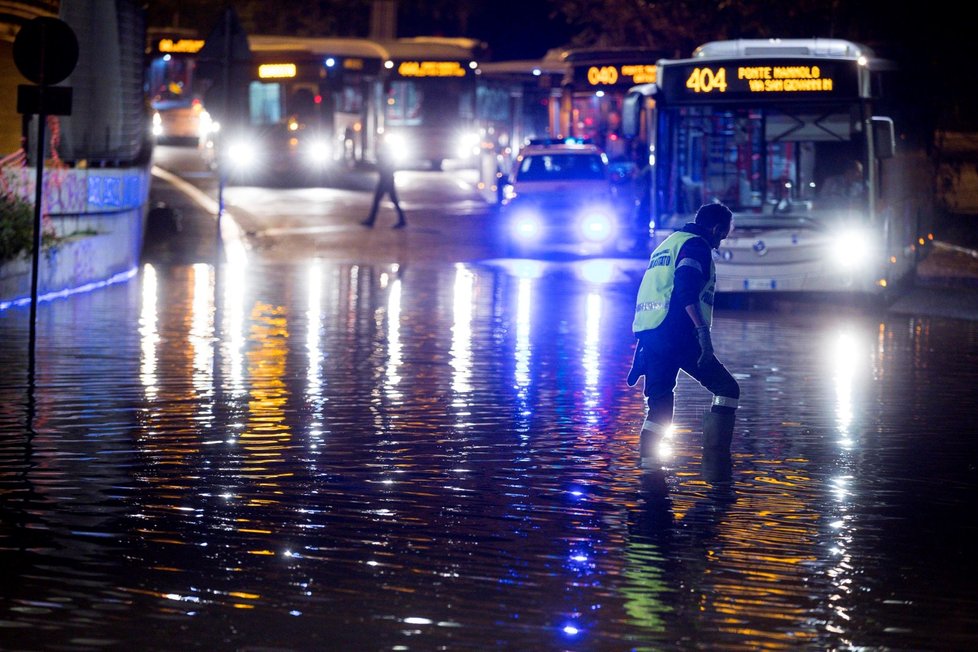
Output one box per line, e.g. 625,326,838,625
674,240,714,365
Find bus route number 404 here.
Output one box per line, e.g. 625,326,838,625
686,67,728,93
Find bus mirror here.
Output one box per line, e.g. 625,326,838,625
622,91,640,138
872,116,895,159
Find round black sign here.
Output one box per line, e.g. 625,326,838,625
13,17,79,85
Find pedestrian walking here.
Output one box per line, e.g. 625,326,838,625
627,202,740,469
362,138,406,229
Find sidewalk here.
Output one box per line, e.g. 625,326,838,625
143,166,222,265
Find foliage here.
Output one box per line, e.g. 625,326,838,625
0,194,35,263
0,194,58,264
144,0,373,38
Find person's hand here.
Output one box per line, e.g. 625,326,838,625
627,341,645,386
696,325,714,367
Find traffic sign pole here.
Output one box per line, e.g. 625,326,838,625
12,16,79,387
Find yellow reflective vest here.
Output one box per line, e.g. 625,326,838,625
632,230,715,333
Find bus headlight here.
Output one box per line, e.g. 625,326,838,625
457,132,480,158
577,206,616,242
831,227,876,269
304,138,332,167
225,139,260,170
383,133,410,163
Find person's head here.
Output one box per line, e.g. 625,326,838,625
845,159,864,181
694,202,733,249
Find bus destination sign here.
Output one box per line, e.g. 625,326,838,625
157,38,205,54
662,58,860,101
396,61,467,78
579,64,656,88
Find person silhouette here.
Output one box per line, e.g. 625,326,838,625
362,138,406,229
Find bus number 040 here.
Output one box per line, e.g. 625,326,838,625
686,67,727,93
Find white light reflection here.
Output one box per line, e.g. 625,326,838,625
306,263,323,397
576,259,617,285
830,330,862,448
514,277,532,390
190,264,215,402
306,263,325,447
139,264,160,400
403,617,432,625
583,291,602,393
222,256,248,398
451,264,474,395
385,272,403,395
827,326,868,641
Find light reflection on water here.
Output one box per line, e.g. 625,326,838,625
1,258,977,650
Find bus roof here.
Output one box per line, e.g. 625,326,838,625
555,46,670,65
479,59,567,79
693,38,875,60
247,35,388,60
379,37,489,61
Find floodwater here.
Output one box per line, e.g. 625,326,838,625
1,254,977,651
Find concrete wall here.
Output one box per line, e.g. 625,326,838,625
0,163,149,308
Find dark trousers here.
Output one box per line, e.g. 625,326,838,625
366,176,405,225
635,331,740,426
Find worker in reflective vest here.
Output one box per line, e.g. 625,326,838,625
627,202,740,471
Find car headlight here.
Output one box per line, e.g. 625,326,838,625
152,111,162,136
508,207,543,242
577,205,616,242
198,110,216,138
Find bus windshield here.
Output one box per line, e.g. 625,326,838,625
386,78,474,127
660,104,868,230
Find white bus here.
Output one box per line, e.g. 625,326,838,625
623,38,936,295
375,37,488,171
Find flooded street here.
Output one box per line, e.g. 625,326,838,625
2,251,978,650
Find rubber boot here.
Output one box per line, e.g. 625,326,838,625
639,418,669,469
703,410,735,452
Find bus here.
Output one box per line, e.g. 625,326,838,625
375,37,488,170
145,32,215,146
205,35,492,181
477,47,665,207
556,47,665,169
215,35,386,182
473,57,567,202
622,38,935,294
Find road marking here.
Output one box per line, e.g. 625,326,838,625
151,165,248,264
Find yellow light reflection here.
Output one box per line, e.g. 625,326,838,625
240,302,293,490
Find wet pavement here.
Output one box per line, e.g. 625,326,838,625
1,171,977,650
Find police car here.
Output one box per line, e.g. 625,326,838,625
498,138,633,256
